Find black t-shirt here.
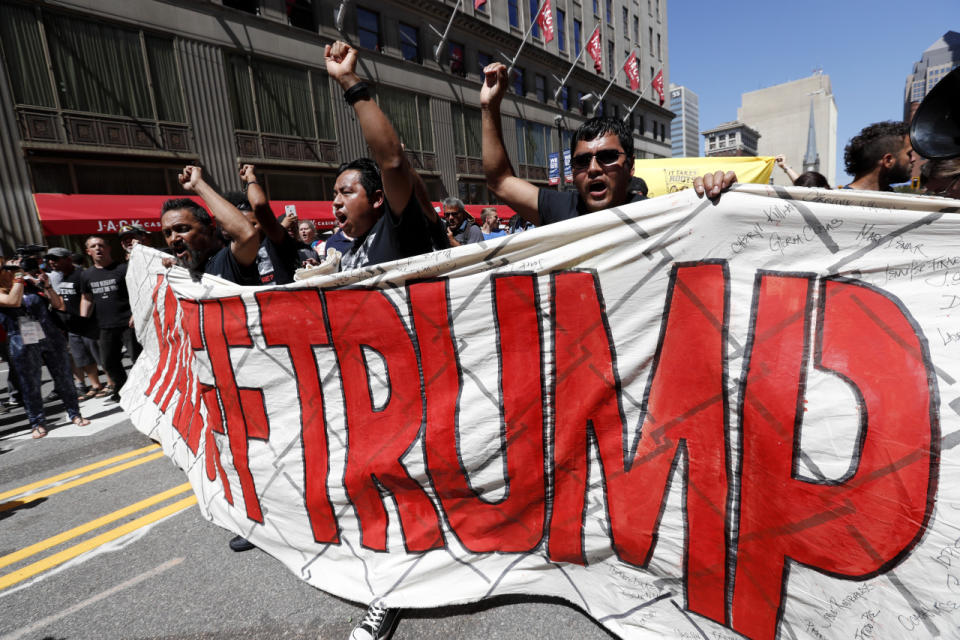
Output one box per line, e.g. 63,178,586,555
80,262,130,329
255,235,300,285
56,270,99,338
202,247,259,285
537,189,647,225
340,196,441,271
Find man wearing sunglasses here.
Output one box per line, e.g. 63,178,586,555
480,62,735,225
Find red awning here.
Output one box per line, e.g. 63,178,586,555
33,194,519,237
33,194,339,236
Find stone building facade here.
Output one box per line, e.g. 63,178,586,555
0,0,673,252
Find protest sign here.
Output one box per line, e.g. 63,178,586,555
634,156,776,198
123,186,960,639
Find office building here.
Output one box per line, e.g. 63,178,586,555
904,31,960,122
702,121,759,157
669,83,698,157
0,0,674,252
737,73,837,187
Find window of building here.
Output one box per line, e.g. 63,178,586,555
377,85,433,152
657,33,661,60
535,74,546,102
621,7,628,34
593,0,600,16
357,8,381,51
595,100,604,116
649,27,654,56
607,40,614,78
226,54,335,140
513,66,525,95
509,0,520,28
478,51,493,71
449,41,466,76
605,0,612,24
286,0,314,30
452,103,482,158
577,90,587,115
633,15,639,43
557,9,566,52
399,23,421,62
655,0,660,19
252,60,316,137
515,119,549,167
573,19,582,56
530,0,541,38
6,8,187,122
639,115,645,135
648,0,652,15
224,0,259,14
560,86,570,110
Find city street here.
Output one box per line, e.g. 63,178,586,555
0,367,613,640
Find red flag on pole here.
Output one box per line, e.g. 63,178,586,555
651,69,665,105
623,51,639,91
536,0,555,43
475,0,485,8
586,26,602,73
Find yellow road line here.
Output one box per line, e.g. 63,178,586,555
0,495,197,591
0,483,193,571
0,451,166,514
0,444,161,501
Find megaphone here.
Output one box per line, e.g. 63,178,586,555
910,66,960,160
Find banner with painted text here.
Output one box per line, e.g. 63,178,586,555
122,186,960,639
634,156,776,198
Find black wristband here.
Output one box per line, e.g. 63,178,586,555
343,81,371,105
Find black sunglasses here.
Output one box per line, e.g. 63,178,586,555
570,149,626,171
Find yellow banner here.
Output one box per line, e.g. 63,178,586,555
635,157,775,198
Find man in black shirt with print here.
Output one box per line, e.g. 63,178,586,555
325,40,444,274
79,236,140,403
48,247,106,399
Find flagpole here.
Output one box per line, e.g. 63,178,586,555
552,45,587,103
505,0,545,75
428,0,465,64
592,48,632,115
623,63,659,121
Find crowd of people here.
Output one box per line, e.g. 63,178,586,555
0,39,957,640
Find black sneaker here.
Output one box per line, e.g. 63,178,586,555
228,535,255,552
349,603,400,640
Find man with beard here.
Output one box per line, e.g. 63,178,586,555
843,121,915,191
480,62,735,225
160,165,259,284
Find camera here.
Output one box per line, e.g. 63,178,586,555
15,244,47,274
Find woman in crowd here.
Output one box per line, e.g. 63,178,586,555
0,258,90,438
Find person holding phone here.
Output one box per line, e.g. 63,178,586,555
0,257,90,439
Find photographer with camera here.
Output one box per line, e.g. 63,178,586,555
0,247,91,439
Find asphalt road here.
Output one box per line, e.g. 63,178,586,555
0,369,614,640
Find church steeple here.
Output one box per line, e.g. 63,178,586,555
803,100,820,173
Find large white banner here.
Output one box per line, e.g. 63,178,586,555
123,186,960,639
